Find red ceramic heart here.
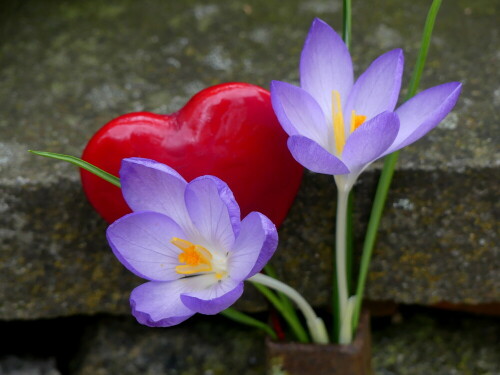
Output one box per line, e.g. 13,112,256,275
81,82,303,226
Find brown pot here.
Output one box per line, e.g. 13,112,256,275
266,312,372,375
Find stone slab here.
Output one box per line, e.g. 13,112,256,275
72,316,265,375
371,309,500,375
0,356,60,375
0,0,498,319
72,311,500,375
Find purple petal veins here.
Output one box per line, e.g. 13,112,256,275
185,176,239,251
385,81,462,154
107,211,187,282
343,49,404,122
229,212,279,279
271,80,332,150
270,18,461,186
107,157,279,327
300,18,354,117
181,280,244,315
120,158,196,235
341,112,400,172
130,281,194,327
287,135,350,175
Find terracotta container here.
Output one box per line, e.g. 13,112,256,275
266,312,372,375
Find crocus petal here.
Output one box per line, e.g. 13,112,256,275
300,18,353,118
287,135,350,175
181,279,244,315
342,112,400,171
107,211,187,281
130,281,195,327
271,81,332,151
120,158,196,236
384,82,462,154
228,212,278,280
185,176,239,251
344,49,404,123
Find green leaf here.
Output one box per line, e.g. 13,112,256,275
342,0,352,49
252,282,309,343
352,0,443,333
29,150,121,188
405,0,443,101
220,308,277,340
264,264,304,342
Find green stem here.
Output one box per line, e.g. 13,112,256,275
339,295,356,343
264,265,295,313
351,0,443,332
334,187,352,344
252,282,310,343
331,252,340,343
249,273,329,344
351,154,398,331
335,0,353,345
220,308,277,340
342,0,352,49
346,192,354,294
263,264,303,342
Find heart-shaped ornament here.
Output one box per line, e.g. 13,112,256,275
81,82,303,226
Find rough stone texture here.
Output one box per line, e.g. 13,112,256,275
0,0,498,319
72,316,265,375
72,311,500,375
372,311,500,375
361,169,499,304
0,356,60,375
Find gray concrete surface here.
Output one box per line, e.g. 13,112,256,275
0,0,498,319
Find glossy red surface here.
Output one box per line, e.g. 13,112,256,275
81,82,303,226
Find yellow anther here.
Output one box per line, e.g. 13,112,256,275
176,263,212,275
350,110,367,133
178,249,200,266
331,90,367,154
171,237,213,275
332,90,346,154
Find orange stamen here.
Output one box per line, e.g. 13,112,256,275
350,110,366,133
171,237,213,275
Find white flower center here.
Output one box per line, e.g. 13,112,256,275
171,237,228,280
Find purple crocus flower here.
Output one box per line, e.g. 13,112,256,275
106,158,278,327
271,18,462,190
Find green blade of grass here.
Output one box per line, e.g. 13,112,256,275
251,282,309,343
220,307,277,340
29,150,120,187
264,264,305,342
342,0,352,49
351,0,443,332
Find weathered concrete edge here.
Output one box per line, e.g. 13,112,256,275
0,164,498,320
